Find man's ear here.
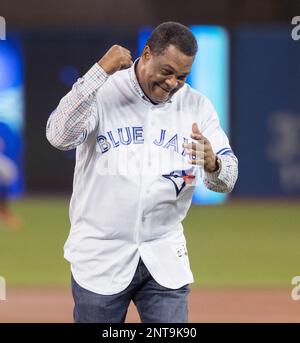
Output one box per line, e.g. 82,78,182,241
141,45,151,62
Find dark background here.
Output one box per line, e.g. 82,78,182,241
2,0,300,28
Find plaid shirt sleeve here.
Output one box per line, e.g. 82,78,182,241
203,154,238,193
46,63,109,151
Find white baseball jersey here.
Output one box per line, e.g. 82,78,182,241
46,60,238,295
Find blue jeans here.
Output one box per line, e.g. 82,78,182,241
71,258,190,323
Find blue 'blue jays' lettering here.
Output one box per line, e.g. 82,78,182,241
163,134,178,152
107,131,120,148
97,126,188,155
97,135,111,153
153,129,166,146
118,127,132,145
132,127,144,144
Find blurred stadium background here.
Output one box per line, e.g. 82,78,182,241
0,0,300,322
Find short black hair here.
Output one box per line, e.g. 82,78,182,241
146,22,198,57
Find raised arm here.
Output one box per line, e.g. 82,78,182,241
46,45,133,151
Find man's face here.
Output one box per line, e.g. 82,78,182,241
139,44,194,104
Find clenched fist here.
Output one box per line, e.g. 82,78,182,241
98,45,133,75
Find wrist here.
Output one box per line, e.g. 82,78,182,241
208,155,221,173
98,59,114,75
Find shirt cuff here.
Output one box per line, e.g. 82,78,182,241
204,154,238,193
85,63,109,84
78,63,110,97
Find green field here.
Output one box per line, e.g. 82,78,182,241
0,198,299,288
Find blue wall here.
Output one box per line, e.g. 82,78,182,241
232,26,300,197
0,35,24,198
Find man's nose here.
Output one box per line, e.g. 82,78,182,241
165,76,178,90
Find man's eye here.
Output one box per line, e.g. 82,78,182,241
161,70,171,75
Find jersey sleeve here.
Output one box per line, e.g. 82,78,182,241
46,63,109,151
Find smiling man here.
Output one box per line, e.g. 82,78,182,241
136,42,193,104
46,22,238,323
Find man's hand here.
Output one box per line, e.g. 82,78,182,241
183,122,219,172
98,45,133,75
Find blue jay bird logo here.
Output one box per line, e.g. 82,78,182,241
162,168,195,196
